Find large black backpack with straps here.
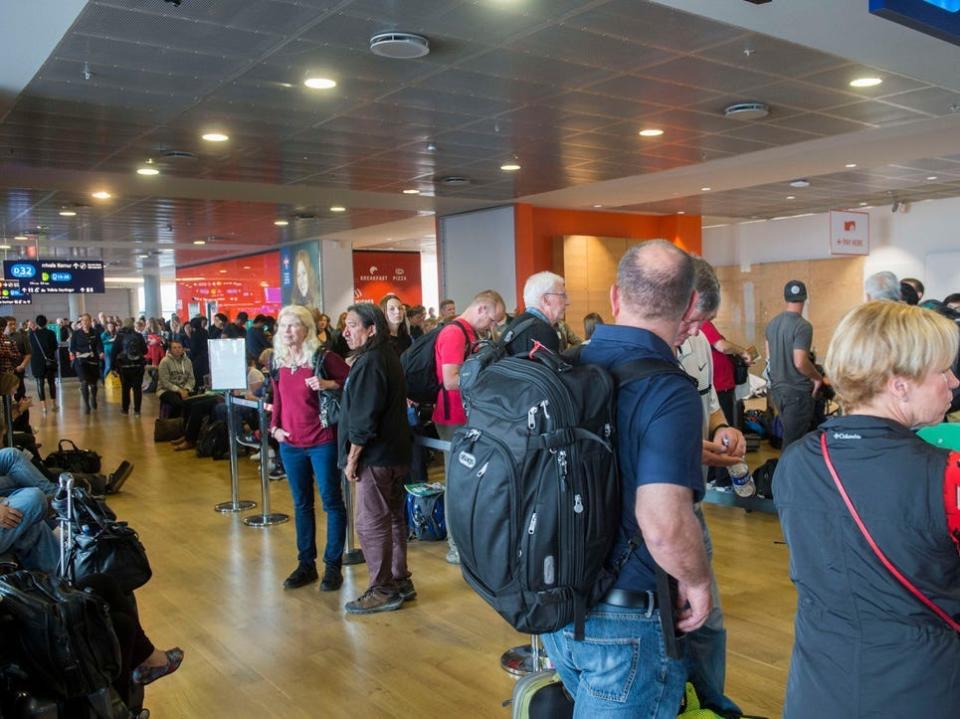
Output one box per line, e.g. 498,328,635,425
447,345,692,638
401,320,470,406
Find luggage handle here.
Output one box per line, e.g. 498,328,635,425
58,439,80,452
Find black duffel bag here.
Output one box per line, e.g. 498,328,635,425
72,523,152,593
0,570,121,699
44,439,102,474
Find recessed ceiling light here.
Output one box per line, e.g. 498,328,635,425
786,195,796,200
402,188,421,194
500,162,521,172
859,202,869,206
850,77,883,88
242,266,251,270
638,128,664,137
845,163,858,168
138,253,149,259
329,206,346,212
193,239,206,245
700,187,711,192
304,77,336,90
13,235,27,241
0,245,10,250
593,204,603,208
202,132,229,142
136,167,159,176
927,175,939,180
59,209,77,217
789,179,811,188
219,269,227,273
677,211,686,215
274,219,289,226
91,191,111,200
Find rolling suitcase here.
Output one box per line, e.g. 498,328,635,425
510,670,573,719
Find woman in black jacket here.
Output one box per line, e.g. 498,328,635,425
28,315,59,413
68,313,103,414
339,303,413,615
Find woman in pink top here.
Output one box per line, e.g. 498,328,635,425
269,305,350,591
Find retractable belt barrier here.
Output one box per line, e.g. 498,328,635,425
236,396,289,528
214,393,257,514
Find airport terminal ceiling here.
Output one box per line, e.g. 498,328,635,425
1,0,960,272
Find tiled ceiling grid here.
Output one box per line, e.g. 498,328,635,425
4,0,960,268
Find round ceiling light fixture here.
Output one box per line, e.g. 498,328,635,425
304,77,336,90
136,166,159,176
638,128,664,137
402,188,421,194
192,239,206,245
59,209,77,217
789,179,811,188
500,161,521,172
91,191,111,200
329,205,346,213
202,132,229,142
850,76,883,88
845,163,858,168
700,187,712,192
274,219,289,226
723,101,769,120
13,235,28,241
369,32,430,60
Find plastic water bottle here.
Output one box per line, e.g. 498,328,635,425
728,461,756,498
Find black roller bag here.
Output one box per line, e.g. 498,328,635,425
43,441,101,475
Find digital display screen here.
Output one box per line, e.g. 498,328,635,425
3,259,105,294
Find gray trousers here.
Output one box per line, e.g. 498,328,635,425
771,386,816,449
435,422,462,553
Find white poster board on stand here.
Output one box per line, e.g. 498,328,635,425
208,339,247,391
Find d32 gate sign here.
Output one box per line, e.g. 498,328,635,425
3,260,105,294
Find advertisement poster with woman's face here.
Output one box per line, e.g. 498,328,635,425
280,240,321,309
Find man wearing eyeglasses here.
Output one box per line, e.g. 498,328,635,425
503,271,569,356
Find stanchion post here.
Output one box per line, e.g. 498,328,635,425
215,392,256,513
341,472,364,565
2,395,13,448
243,397,289,528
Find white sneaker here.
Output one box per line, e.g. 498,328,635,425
250,451,260,462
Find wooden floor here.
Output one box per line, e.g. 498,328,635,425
32,382,794,718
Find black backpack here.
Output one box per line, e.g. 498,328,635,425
401,320,470,405
195,418,229,460
446,348,693,638
119,332,146,365
753,458,778,499
0,570,121,699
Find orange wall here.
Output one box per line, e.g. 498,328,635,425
513,203,701,307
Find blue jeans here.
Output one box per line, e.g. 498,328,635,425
279,442,345,566
542,603,686,718
0,488,58,573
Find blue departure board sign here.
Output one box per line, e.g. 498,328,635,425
0,280,31,305
3,260,105,294
871,0,960,46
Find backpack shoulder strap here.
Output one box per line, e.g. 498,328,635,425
500,316,538,348
944,451,960,554
610,357,697,389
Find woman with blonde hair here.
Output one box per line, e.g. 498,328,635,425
775,301,960,717
269,304,350,591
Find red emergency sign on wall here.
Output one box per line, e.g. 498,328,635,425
352,251,422,305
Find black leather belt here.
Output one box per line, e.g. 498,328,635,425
602,588,659,612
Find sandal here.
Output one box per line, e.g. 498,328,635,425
132,648,184,686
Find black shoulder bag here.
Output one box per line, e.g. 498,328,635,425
313,350,342,428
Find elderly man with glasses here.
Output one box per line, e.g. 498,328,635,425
502,271,570,356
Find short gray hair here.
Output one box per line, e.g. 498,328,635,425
692,258,720,314
523,271,564,309
864,271,901,302
617,240,694,321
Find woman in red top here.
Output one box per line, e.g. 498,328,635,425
269,305,350,591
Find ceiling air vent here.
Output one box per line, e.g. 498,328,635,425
437,176,471,186
162,150,196,160
723,102,770,120
370,32,430,60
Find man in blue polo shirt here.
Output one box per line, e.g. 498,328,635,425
542,240,712,718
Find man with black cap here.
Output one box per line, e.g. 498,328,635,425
765,280,823,449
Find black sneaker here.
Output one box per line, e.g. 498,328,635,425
283,563,318,590
320,563,343,592
107,461,134,494
268,465,286,481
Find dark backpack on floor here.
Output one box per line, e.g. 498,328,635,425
447,348,692,638
401,320,471,405
44,440,102,474
753,458,778,499
196,418,229,460
0,570,121,700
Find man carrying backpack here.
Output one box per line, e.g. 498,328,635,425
502,271,567,355
541,241,712,718
433,290,504,565
111,318,148,416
